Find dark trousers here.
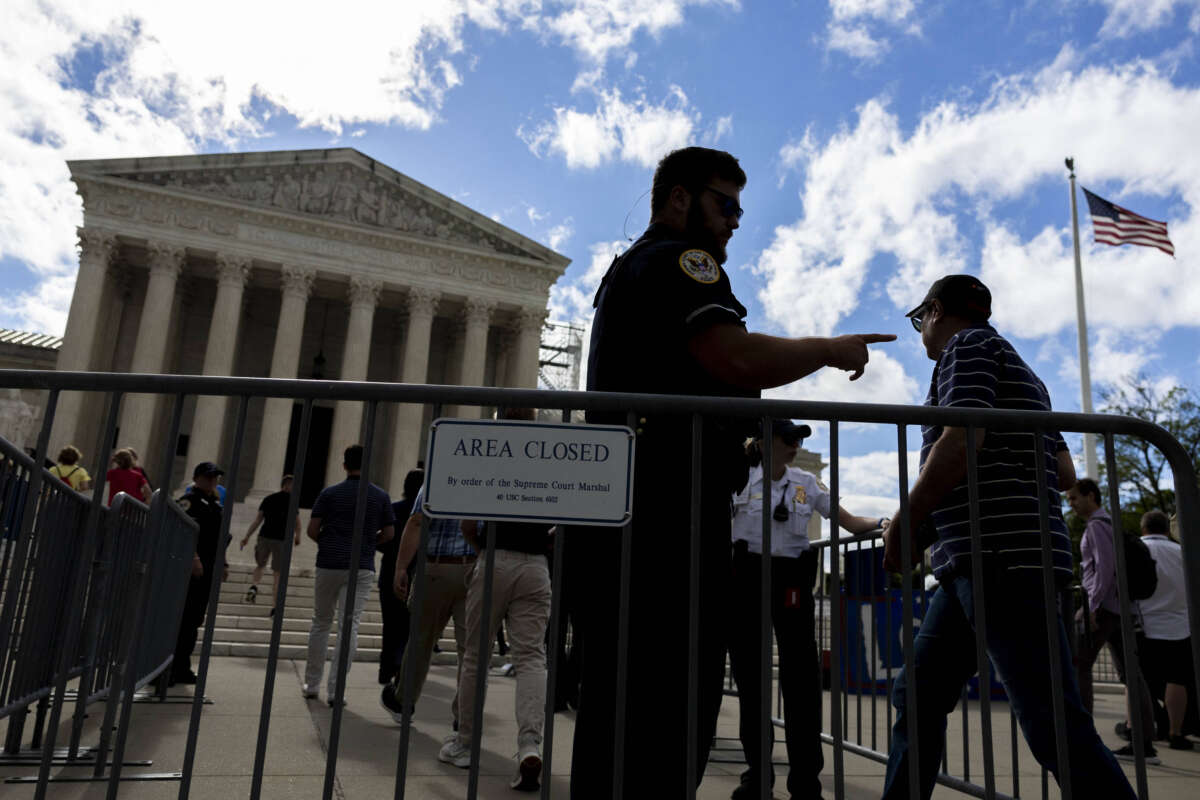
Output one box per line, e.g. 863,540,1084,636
378,580,411,683
728,548,823,798
173,573,212,678
882,569,1135,800
1074,606,1155,736
569,463,732,799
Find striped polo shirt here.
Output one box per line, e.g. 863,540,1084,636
921,324,1073,583
310,476,395,571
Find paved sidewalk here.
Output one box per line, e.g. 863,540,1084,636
2,656,1197,798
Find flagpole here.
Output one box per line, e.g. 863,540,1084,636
1066,157,1099,480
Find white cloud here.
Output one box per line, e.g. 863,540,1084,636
824,0,919,60
759,55,1200,345
807,447,921,520
520,86,698,169
764,349,921,408
548,239,626,324
534,0,740,65
1091,0,1200,39
827,24,891,61
830,0,916,24
1,0,733,334
545,218,576,251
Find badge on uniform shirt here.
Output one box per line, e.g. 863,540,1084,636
678,249,720,284
794,485,807,505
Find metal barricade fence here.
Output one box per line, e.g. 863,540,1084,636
0,436,93,732
0,369,1196,800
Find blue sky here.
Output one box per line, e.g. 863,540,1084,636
2,0,1198,515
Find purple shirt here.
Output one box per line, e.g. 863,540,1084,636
1080,508,1119,615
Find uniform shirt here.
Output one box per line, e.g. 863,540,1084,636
176,489,224,569
1079,508,1120,615
1137,534,1190,640
50,464,90,491
310,476,395,571
586,224,757,486
921,324,1073,582
732,465,830,557
257,490,292,541
410,487,474,559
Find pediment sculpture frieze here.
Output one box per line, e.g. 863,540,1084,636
115,166,532,260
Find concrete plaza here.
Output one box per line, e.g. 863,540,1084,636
2,656,1197,799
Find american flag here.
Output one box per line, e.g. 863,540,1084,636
1081,187,1174,256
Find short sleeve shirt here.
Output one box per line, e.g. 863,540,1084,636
410,487,474,558
257,490,292,541
310,477,396,571
1137,535,1190,640
50,464,90,491
106,468,147,504
586,224,758,486
921,324,1073,582
732,466,831,557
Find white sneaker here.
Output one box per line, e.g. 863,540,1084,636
510,749,542,791
438,735,471,769
301,684,318,699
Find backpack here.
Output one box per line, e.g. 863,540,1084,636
1121,532,1158,601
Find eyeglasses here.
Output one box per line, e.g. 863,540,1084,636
909,303,928,333
704,185,744,220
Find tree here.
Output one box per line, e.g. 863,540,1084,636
1099,376,1200,518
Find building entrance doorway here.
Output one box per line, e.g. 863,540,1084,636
284,403,333,507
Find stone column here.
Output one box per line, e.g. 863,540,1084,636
117,241,186,462
511,307,547,390
52,228,118,452
247,265,315,501
389,287,439,492
324,276,382,486
184,254,251,475
453,298,495,419
492,329,513,388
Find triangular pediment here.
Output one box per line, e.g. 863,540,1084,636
69,149,567,268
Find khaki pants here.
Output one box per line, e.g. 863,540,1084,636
396,560,473,723
304,568,374,697
458,549,552,751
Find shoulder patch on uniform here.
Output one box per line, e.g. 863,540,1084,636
678,249,720,284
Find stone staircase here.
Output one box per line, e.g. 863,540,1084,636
206,562,464,665
209,562,782,678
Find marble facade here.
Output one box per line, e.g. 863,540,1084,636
51,148,569,503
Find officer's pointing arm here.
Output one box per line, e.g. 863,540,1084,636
688,324,896,389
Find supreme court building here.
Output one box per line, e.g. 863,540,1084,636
50,148,569,506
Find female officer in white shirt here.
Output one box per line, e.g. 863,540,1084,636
728,419,883,800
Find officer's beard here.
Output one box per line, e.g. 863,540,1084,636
685,200,727,265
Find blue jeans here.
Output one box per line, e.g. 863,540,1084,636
882,569,1135,800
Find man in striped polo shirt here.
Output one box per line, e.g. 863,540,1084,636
880,275,1135,799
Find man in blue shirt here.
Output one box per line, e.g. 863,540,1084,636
880,275,1134,799
302,444,395,705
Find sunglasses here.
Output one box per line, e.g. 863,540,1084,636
704,185,744,220
908,303,929,333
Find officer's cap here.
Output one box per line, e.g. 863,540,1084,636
192,461,225,478
766,419,811,445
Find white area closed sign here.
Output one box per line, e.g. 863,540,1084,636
422,418,635,526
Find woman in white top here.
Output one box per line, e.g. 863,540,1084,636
727,419,883,800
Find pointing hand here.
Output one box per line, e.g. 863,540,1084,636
828,333,897,381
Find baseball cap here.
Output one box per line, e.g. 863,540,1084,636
192,461,225,479
906,274,992,323
768,419,812,445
